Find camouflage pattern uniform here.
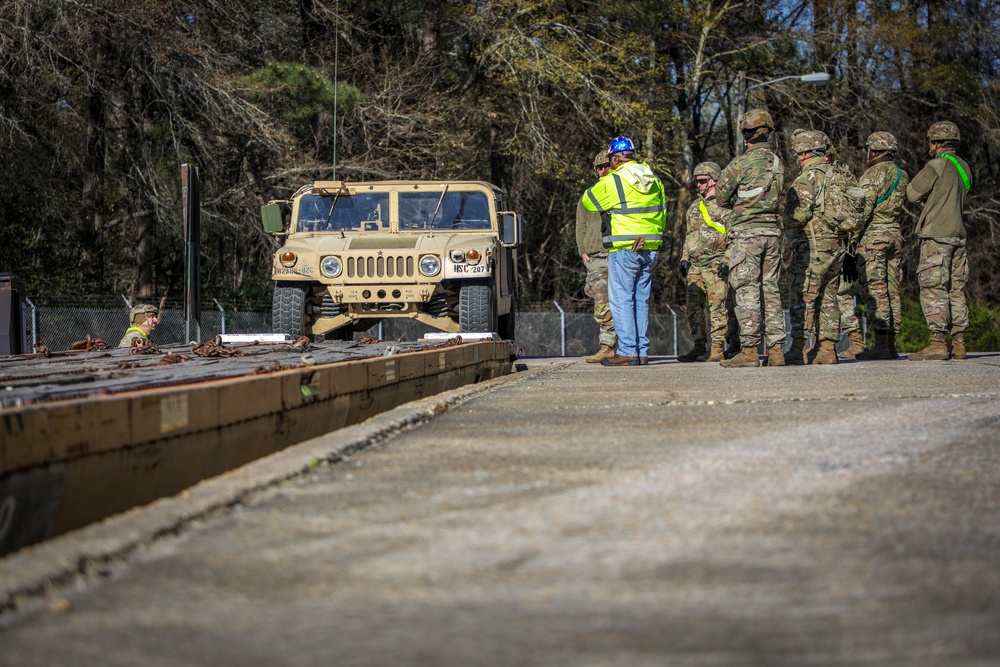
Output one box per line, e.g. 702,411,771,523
576,151,616,350
119,328,149,348
906,122,972,343
856,132,909,338
837,281,861,337
716,110,786,359
682,165,729,351
785,149,845,346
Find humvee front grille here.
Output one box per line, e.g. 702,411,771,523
347,255,415,279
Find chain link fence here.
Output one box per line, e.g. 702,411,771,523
23,298,696,357
23,297,869,357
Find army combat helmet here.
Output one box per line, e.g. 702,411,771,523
738,109,774,132
129,304,159,326
865,131,898,152
791,128,829,155
692,161,722,181
927,121,960,143
593,150,610,170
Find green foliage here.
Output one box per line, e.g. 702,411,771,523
965,304,1000,352
888,294,1000,352
896,293,930,352
240,61,361,133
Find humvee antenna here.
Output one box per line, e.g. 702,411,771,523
332,0,340,180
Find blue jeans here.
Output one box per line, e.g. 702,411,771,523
608,249,658,357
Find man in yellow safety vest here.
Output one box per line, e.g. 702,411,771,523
581,136,667,366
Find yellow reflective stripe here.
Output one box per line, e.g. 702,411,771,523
698,200,726,235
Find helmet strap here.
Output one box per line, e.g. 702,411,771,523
868,150,893,166
743,128,770,145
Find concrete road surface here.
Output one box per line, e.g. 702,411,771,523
2,354,1000,666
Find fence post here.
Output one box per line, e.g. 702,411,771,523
213,299,226,334
25,297,37,347
664,305,678,356
552,301,566,356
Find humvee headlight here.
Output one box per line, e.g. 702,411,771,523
320,256,343,278
419,254,441,276
280,251,297,267
465,249,481,264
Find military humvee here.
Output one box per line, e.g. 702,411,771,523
261,180,522,341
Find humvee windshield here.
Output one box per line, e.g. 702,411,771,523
297,192,389,232
295,190,492,233
399,191,491,230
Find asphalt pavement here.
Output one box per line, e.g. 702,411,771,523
2,353,999,666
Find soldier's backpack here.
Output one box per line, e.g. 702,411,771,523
815,163,866,234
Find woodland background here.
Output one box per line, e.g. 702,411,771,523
1,0,998,342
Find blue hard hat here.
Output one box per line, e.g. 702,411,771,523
607,136,635,155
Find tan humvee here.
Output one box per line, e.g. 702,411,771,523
261,180,522,340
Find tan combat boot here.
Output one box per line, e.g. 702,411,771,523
786,336,807,365
805,338,819,364
888,334,900,359
840,330,866,360
812,339,838,364
677,341,707,362
586,344,616,363
697,340,725,362
908,333,949,361
951,332,967,360
856,333,892,360
764,342,785,366
720,346,760,368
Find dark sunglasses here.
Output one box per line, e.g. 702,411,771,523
595,164,609,171
695,178,711,184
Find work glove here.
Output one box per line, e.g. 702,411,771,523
679,259,690,275
717,263,730,279
842,253,859,283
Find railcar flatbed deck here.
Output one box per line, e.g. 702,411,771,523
0,337,514,555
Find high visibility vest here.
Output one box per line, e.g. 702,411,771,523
585,172,666,251
124,326,149,340
119,327,150,347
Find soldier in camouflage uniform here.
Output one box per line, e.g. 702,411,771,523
577,150,617,362
784,129,843,365
906,121,973,360
678,161,729,363
836,280,866,359
715,109,786,368
119,304,159,347
853,131,910,360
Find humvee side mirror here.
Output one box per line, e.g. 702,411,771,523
261,202,286,234
499,212,522,247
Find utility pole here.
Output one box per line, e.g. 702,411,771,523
182,164,201,343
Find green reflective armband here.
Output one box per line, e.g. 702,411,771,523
875,166,902,206
941,154,970,192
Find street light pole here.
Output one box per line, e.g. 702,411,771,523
734,71,831,156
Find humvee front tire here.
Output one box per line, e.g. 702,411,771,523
458,282,497,333
273,282,308,337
